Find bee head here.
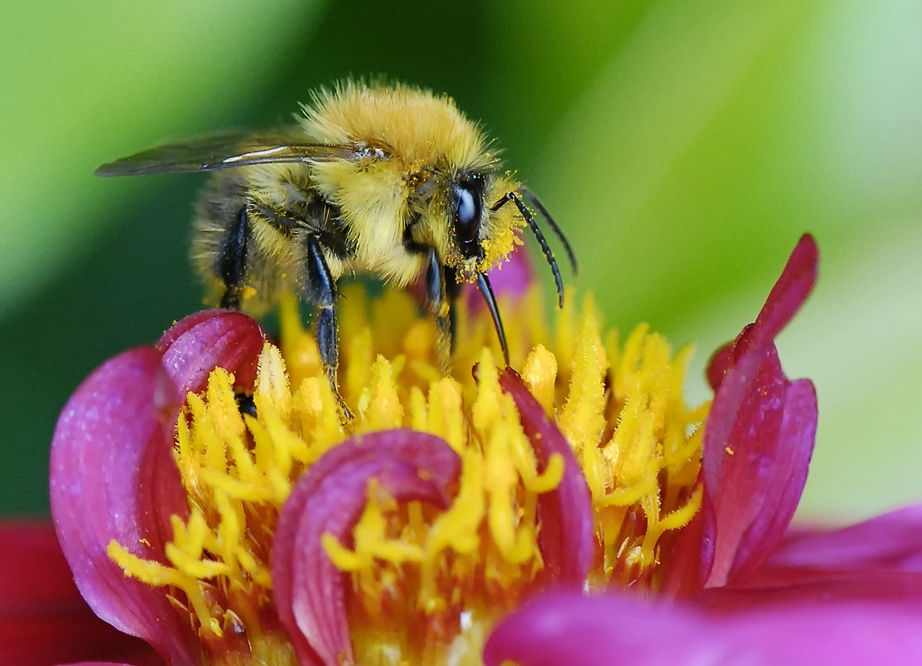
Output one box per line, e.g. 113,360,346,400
441,171,523,281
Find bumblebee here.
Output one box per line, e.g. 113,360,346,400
97,81,576,415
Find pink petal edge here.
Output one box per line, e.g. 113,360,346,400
766,503,922,573
45,312,270,665
157,309,265,395
694,569,922,613
499,369,594,586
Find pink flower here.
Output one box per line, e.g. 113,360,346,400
40,234,921,666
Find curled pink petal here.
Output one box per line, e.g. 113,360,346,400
50,348,197,666
499,369,594,586
700,236,820,589
156,309,265,395
272,431,461,666
484,591,922,666
765,503,922,573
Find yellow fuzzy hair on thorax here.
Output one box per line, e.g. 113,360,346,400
299,81,492,173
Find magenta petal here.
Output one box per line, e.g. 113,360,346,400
704,342,819,589
749,234,819,352
50,348,197,666
703,233,819,485
484,591,922,666
700,237,820,589
499,370,594,586
703,348,785,587
720,378,818,584
484,592,705,666
487,241,535,300
766,503,922,573
706,233,818,393
694,570,922,612
156,309,265,395
272,431,461,666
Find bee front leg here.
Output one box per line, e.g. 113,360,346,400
301,235,352,421
218,205,250,310
422,249,459,375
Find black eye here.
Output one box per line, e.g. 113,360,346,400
452,175,484,257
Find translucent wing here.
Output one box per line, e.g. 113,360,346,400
95,131,362,177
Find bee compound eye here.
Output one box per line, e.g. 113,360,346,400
457,186,477,226
453,179,483,254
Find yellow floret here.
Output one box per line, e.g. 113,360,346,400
110,281,707,665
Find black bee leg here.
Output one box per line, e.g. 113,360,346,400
301,235,352,421
423,249,455,375
218,205,249,309
445,265,462,351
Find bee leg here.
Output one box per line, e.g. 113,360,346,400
301,235,352,421
423,249,456,375
218,205,249,310
445,265,462,352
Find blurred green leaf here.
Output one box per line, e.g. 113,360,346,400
522,0,922,520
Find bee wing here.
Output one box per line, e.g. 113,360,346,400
95,131,359,177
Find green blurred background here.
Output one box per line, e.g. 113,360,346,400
2,0,921,521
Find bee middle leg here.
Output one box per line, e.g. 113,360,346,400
423,249,460,375
300,235,352,420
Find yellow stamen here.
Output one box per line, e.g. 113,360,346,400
110,280,707,665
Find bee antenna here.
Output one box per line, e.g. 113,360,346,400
518,185,578,275
477,272,510,366
493,191,566,308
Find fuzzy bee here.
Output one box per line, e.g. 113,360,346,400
97,80,576,416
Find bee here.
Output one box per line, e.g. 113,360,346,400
97,80,576,417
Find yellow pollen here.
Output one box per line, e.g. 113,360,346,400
109,279,707,665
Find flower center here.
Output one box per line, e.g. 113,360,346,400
108,282,707,665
